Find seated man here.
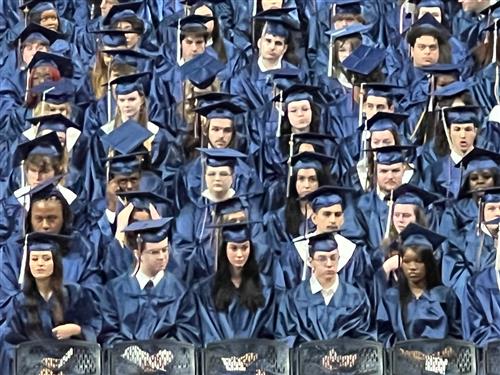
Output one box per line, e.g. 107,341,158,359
277,232,375,346
99,218,199,347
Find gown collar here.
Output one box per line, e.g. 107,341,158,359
309,274,339,305
257,56,282,72
136,270,164,289
201,188,235,203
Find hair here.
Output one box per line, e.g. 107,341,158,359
23,247,65,337
33,101,72,119
332,36,362,77
332,13,366,25
212,240,265,312
471,29,500,71
285,167,332,237
124,208,152,249
25,66,62,108
24,153,65,176
398,245,441,323
27,193,74,236
191,3,227,63
112,18,145,35
256,22,299,66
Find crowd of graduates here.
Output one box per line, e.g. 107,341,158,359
1,0,500,372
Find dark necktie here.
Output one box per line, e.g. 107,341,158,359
144,280,154,290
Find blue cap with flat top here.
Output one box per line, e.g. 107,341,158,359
301,185,354,211
291,151,333,171
108,72,150,96
194,101,245,119
341,45,386,76
198,148,246,168
406,13,451,44
332,0,362,14
122,217,173,243
368,145,415,165
366,112,408,132
443,106,480,127
434,81,472,98
308,232,338,256
325,23,371,40
180,52,225,89
31,78,75,104
27,51,73,78
102,119,153,155
102,1,143,26
27,231,72,253
27,113,79,132
391,183,440,207
254,7,300,39
15,132,63,165
15,23,61,45
19,0,55,12
400,223,445,251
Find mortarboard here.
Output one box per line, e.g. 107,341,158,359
274,84,326,106
325,23,371,40
109,72,151,95
27,231,71,253
194,100,245,119
406,13,451,44
301,185,354,212
308,232,338,256
194,92,237,104
434,81,472,98
101,31,127,48
102,1,143,26
341,44,386,76
364,83,405,99
171,14,213,31
458,148,500,188
116,190,172,209
369,145,415,165
15,132,63,164
366,112,408,132
391,183,440,207
106,153,145,176
180,52,225,89
198,148,246,168
400,223,445,251
122,217,173,244
15,23,61,45
419,63,461,76
213,196,248,216
253,7,300,39
413,0,444,8
285,132,335,151
102,48,149,67
27,51,73,77
219,221,253,243
291,151,333,171
473,187,500,204
443,105,480,127
102,119,153,155
30,78,75,104
19,0,55,13
332,0,362,15
27,113,79,132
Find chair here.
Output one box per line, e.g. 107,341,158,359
295,338,385,375
108,339,197,375
485,340,500,375
391,339,477,375
15,339,101,375
202,338,290,375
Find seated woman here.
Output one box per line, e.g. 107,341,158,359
1,232,100,375
277,232,375,346
377,223,462,347
99,218,199,347
193,222,277,345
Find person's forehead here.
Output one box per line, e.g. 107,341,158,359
144,239,169,251
297,168,318,176
319,204,343,212
415,35,438,44
312,250,339,257
378,162,403,169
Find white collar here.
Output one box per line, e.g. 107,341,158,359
14,184,77,208
337,71,352,89
22,127,81,153
310,274,339,305
136,270,164,290
101,121,159,136
201,188,235,203
257,56,282,72
450,150,464,165
376,186,387,201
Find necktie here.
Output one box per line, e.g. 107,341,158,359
145,280,154,290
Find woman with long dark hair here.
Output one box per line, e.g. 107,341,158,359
376,223,461,347
193,222,276,345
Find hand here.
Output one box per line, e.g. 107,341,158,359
52,323,81,340
382,255,401,277
106,178,119,212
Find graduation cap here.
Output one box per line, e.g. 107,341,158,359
194,92,238,104
364,83,405,99
15,23,61,45
291,151,333,171
418,63,461,76
253,7,300,39
267,67,304,91
301,185,354,212
123,217,173,241
285,132,335,151
180,52,225,89
26,113,80,132
341,45,386,76
413,0,444,8
101,31,127,48
108,72,151,95
366,112,408,132
19,0,56,13
325,23,371,40
27,51,73,78
180,0,226,5
477,187,500,204
102,119,153,155
442,105,480,127
213,196,248,216
434,81,472,98
400,223,445,251
171,14,213,31
106,153,145,176
194,100,245,119
274,84,326,106
331,0,362,15
102,1,143,27
101,48,149,67
308,232,338,256
116,190,172,209
15,131,63,165
30,78,75,104
391,183,440,207
198,148,246,168
458,148,500,185
218,221,254,243
369,145,415,165
406,12,451,45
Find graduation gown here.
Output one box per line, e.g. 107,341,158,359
462,266,500,347
193,275,277,345
276,279,375,346
376,286,462,348
99,272,199,347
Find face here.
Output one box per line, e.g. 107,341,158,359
393,203,417,233
205,166,233,195
100,0,118,17
376,162,405,192
116,90,144,121
401,248,426,285
484,202,500,234
459,0,486,12
334,17,359,30
26,162,55,187
449,123,476,153
364,96,393,119
287,100,312,131
31,66,53,87
116,21,141,49
295,168,319,198
194,5,214,34
131,210,151,222
258,33,288,63
39,9,59,31
22,42,48,66
226,240,250,269
29,250,54,280
181,35,206,62
468,169,496,191
30,199,64,233
310,250,339,283
261,0,283,10
411,35,439,67
312,204,344,233
370,130,396,149
222,210,247,223
114,171,141,192
337,40,353,63
298,143,316,153
418,6,442,23
207,119,233,148
140,241,169,275
42,102,71,119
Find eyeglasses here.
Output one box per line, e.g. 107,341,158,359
313,254,338,264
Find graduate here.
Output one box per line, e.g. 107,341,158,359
376,223,462,348
193,221,277,345
1,232,100,375
276,232,375,346
99,217,200,346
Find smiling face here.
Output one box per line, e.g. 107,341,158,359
39,9,59,31
29,250,54,280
